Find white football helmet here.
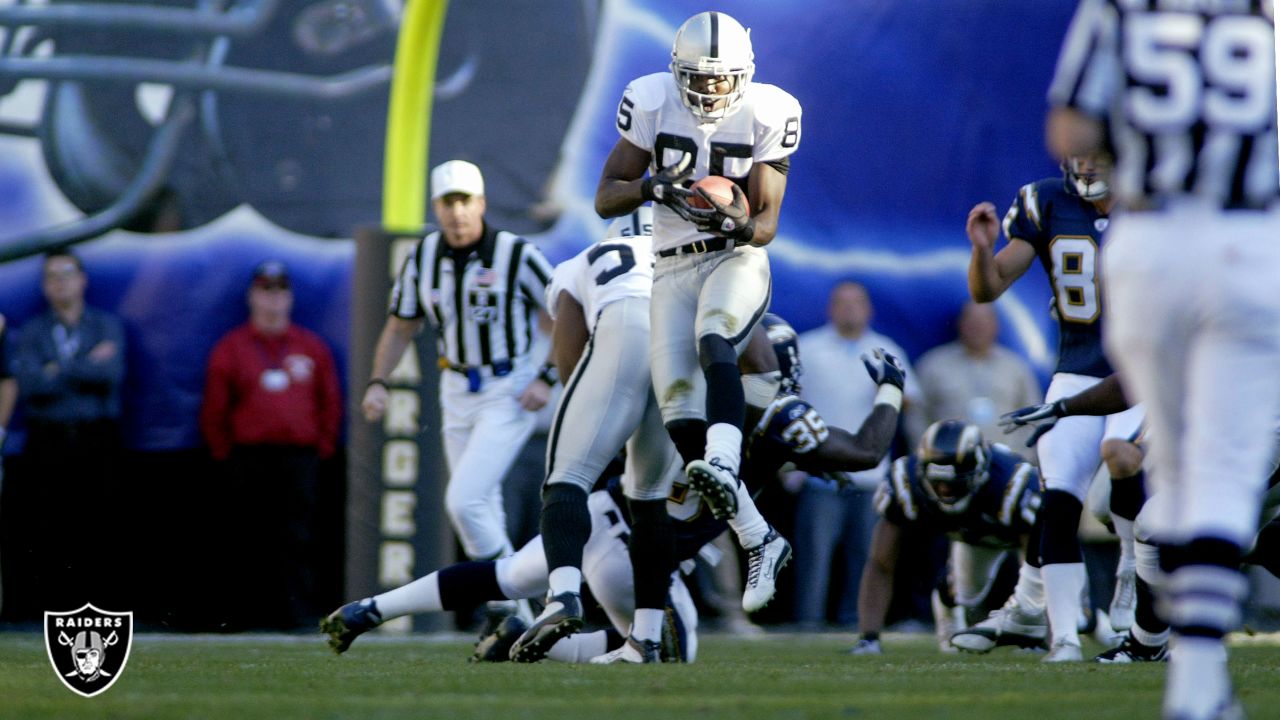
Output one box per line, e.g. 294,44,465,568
605,205,654,239
670,12,755,122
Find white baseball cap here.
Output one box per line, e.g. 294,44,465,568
430,160,485,199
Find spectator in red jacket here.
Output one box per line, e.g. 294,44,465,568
200,260,342,629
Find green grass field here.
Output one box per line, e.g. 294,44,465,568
1,632,1277,719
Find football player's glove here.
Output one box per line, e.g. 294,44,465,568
641,153,697,218
998,400,1068,447
861,348,905,390
691,183,756,244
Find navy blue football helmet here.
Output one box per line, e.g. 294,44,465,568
918,419,990,514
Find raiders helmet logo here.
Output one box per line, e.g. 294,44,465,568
44,604,133,697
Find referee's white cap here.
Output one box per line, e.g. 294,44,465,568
431,160,485,199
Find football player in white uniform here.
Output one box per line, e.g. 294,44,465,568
594,10,802,524
510,206,684,663
509,206,789,663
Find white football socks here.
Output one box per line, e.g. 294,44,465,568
730,482,770,549
705,423,743,475
632,608,665,644
548,567,583,598
373,572,442,620
1042,562,1086,644
1013,563,1046,613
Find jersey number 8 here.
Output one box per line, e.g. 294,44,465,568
1048,236,1099,324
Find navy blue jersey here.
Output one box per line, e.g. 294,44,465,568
1002,177,1112,378
874,443,1040,550
743,394,828,483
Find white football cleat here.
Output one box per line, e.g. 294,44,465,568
742,528,791,613
950,597,1047,653
1109,569,1137,632
589,636,661,664
685,458,739,520
1043,638,1083,663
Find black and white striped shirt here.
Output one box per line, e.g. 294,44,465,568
1049,0,1278,210
390,224,553,370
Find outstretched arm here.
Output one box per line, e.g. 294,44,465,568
803,408,899,475
1059,373,1130,416
998,372,1131,447
799,349,903,476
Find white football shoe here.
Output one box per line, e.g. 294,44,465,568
1109,568,1137,632
742,528,791,613
1043,638,1083,663
685,458,739,520
950,597,1048,653
589,636,661,664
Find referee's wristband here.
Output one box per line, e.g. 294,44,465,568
366,378,389,391
537,364,559,387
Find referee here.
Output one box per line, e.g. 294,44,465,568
1048,3,1278,718
362,160,556,625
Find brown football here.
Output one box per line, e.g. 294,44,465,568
688,175,746,214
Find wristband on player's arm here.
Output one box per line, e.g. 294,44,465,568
874,384,903,412
366,378,389,391
537,364,559,387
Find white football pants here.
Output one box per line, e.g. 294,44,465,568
1039,373,1144,500
440,361,537,559
546,296,679,501
650,245,771,424
1104,202,1280,549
